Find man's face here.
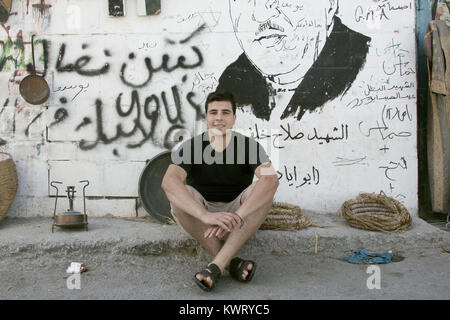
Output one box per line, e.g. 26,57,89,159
205,100,236,136
229,0,338,79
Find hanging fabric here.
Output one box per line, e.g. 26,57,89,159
423,18,450,214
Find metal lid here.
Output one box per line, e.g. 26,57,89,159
19,74,50,105
138,151,172,223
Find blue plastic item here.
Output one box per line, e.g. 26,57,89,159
344,249,391,264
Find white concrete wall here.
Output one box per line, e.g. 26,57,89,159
0,0,418,217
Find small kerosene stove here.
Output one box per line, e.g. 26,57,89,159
51,180,89,233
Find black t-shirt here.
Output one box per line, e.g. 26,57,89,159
170,131,270,202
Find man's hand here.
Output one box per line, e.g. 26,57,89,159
201,212,240,237
204,226,229,239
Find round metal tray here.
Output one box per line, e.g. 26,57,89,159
138,151,173,224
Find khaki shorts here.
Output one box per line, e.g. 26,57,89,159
170,183,255,235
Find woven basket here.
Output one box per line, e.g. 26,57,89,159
339,193,412,233
0,153,18,222
260,202,313,231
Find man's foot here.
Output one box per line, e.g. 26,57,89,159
193,263,222,291
229,257,257,282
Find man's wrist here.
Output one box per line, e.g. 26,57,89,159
197,209,210,222
233,212,245,229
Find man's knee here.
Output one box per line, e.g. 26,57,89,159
240,182,257,205
170,204,183,218
185,185,205,205
240,182,274,207
170,185,205,217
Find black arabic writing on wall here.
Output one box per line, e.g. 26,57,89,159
50,25,207,155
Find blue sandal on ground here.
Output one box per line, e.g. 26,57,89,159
229,257,257,282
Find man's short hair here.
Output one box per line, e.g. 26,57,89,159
205,90,237,115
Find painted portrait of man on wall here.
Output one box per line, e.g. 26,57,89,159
217,0,371,122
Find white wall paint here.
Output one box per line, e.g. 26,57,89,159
0,0,418,217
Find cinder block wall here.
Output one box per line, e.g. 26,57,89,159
0,0,418,217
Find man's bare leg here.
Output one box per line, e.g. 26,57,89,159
171,186,223,258
171,186,228,288
172,184,272,286
210,183,273,277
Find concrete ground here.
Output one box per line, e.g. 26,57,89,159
0,248,449,300
0,214,449,300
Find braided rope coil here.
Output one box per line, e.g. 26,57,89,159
260,202,313,231
339,193,412,233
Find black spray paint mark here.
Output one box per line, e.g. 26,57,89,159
49,108,68,127
41,38,49,77
186,91,204,121
161,85,184,124
75,117,92,131
24,111,43,137
179,23,206,44
77,88,204,153
56,43,110,76
119,46,203,88
79,91,159,150
163,124,187,149
51,25,206,153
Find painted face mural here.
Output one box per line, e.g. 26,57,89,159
229,0,338,83
219,0,370,122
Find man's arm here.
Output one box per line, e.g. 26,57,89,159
161,164,240,231
205,162,279,238
234,162,279,220
161,164,206,220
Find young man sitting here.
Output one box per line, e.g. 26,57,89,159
161,90,279,291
